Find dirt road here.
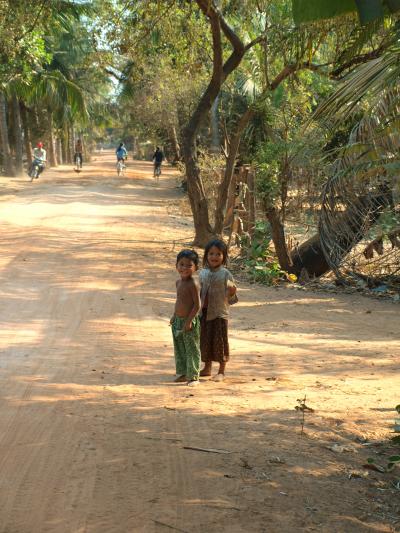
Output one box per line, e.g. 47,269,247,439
0,153,398,533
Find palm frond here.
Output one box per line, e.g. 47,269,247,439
314,49,400,123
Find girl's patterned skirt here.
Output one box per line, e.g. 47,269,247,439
200,307,229,363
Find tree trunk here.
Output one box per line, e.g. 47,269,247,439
56,137,63,164
47,112,57,166
210,94,220,153
247,169,256,237
290,234,328,277
265,205,293,272
184,147,215,246
61,126,68,163
214,107,254,235
169,126,181,163
20,103,33,166
68,125,74,163
12,96,24,175
182,0,249,246
0,92,14,176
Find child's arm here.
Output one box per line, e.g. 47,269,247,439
184,280,201,331
170,279,179,324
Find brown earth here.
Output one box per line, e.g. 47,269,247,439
0,152,399,533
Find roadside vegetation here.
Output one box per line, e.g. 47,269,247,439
0,0,399,294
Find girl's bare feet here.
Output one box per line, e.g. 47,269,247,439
174,375,187,383
200,363,212,377
211,362,226,381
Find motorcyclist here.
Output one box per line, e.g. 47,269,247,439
30,142,47,177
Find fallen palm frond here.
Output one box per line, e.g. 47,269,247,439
319,87,400,285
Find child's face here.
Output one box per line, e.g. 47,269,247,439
176,257,197,280
207,246,224,268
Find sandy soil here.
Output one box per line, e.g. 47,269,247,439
0,152,399,533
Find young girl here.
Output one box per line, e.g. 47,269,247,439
199,239,237,381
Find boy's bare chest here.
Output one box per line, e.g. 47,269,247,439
177,280,195,299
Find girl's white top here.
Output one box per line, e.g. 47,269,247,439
199,266,237,321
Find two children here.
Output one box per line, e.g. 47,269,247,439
171,239,237,385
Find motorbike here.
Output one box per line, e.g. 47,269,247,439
29,158,44,181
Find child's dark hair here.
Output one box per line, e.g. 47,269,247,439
176,249,199,267
203,239,228,266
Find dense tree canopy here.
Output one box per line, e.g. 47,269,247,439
0,0,398,284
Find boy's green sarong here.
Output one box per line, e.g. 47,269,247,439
171,315,200,381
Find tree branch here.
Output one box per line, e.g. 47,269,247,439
331,46,386,78
269,62,328,90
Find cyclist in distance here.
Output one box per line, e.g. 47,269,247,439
30,142,47,177
152,146,164,178
74,138,83,169
116,142,128,163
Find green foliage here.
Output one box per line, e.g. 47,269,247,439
241,221,286,285
246,258,286,285
373,210,400,238
292,0,357,24
245,221,272,260
253,81,328,212
292,0,400,25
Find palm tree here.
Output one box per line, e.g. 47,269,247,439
0,91,14,175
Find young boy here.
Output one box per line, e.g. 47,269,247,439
170,249,201,386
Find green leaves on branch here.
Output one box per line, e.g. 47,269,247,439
292,0,400,25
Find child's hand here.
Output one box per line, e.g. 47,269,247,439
169,315,175,325
184,319,192,332
227,285,236,296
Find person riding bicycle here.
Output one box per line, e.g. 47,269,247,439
152,146,164,177
116,143,128,164
30,142,47,177
74,139,83,168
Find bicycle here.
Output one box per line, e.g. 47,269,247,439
74,153,83,172
117,159,126,177
153,162,161,183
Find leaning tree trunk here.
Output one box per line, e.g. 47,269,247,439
169,125,181,163
183,147,215,246
12,96,24,175
20,103,33,165
289,187,393,277
265,205,293,272
0,92,14,176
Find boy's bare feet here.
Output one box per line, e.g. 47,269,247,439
213,373,224,382
174,375,187,383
